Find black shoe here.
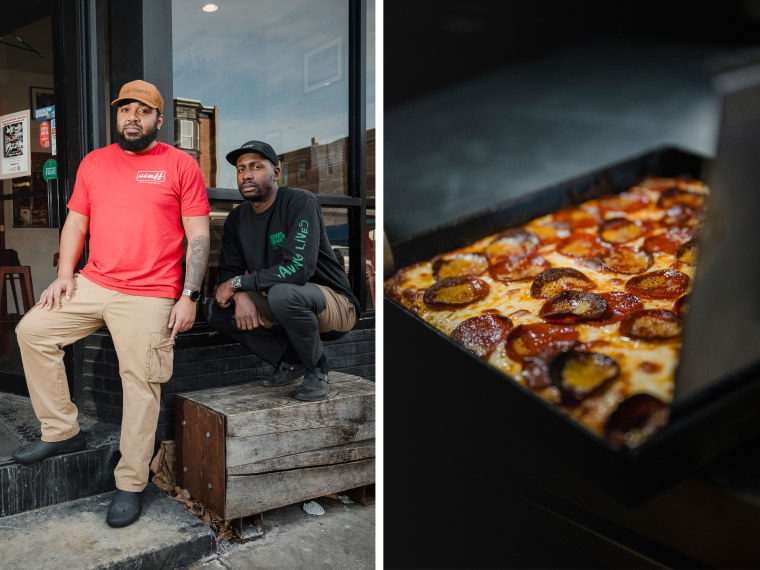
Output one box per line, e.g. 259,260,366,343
295,367,330,401
107,490,143,528
12,431,86,464
263,361,307,386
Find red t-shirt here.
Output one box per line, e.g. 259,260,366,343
67,142,210,298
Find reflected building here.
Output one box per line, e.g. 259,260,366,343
173,97,220,188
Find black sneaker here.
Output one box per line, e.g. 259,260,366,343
263,361,306,386
295,367,330,401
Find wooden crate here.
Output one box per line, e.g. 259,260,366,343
175,372,375,520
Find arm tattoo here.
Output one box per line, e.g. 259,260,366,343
185,235,210,291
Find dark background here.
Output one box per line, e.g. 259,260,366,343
385,0,760,108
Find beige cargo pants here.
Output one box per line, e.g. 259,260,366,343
15,274,176,492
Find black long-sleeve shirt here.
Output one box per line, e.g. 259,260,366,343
217,186,361,316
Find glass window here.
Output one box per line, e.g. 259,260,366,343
172,0,360,195
173,0,374,311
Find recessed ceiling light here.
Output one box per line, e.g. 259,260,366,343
202,3,218,12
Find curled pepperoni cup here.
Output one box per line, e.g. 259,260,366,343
423,277,490,309
539,290,608,324
625,269,690,300
599,218,648,244
676,239,699,265
673,294,689,317
619,309,682,340
485,228,540,258
643,227,693,255
589,291,644,326
558,233,609,259
521,356,552,390
597,190,651,213
488,253,550,282
451,314,514,359
661,204,703,228
530,267,595,299
432,253,489,279
600,246,653,274
553,206,600,229
549,351,620,405
526,221,570,245
505,323,579,362
657,187,706,210
606,393,670,449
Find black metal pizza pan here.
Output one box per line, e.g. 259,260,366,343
385,143,760,505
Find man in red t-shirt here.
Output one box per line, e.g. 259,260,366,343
13,80,210,528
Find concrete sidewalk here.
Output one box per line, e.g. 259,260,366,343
0,484,375,569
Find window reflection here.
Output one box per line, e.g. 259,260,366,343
172,0,378,194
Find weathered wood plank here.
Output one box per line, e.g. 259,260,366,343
227,439,375,476
179,372,373,418
224,458,375,519
226,391,375,437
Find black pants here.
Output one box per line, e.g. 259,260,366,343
203,282,349,369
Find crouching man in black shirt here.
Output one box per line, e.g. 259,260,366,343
205,140,360,401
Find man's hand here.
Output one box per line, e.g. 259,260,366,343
39,275,76,310
232,291,266,330
168,295,197,340
215,278,237,308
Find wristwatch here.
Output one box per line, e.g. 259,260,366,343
231,275,243,291
182,288,202,302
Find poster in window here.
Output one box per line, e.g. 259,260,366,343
30,86,55,113
1,110,31,179
12,152,49,228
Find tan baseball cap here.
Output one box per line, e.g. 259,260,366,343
111,79,164,114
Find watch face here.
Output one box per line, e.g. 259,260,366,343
190,290,201,302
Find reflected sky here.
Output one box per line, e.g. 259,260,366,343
172,0,376,189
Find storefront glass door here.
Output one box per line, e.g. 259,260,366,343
1,13,59,395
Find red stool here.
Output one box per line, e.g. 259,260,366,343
0,265,35,319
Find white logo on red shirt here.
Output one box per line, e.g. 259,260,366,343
136,171,166,183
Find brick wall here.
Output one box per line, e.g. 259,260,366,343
75,316,375,442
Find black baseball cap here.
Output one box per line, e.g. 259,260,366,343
225,140,279,167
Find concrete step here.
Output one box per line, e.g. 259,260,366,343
0,483,216,569
0,392,121,517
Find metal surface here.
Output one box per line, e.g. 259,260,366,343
673,61,760,411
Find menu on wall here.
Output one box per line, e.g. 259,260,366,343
1,110,31,179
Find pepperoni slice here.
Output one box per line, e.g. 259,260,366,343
597,189,650,213
643,227,693,255
549,351,620,405
423,276,490,309
505,323,579,362
606,393,670,449
600,246,653,274
599,218,648,244
657,187,706,210
676,239,699,265
526,221,570,245
661,204,703,228
489,253,550,282
530,267,595,298
521,356,552,390
451,314,514,359
558,233,610,258
539,290,607,324
432,253,489,278
588,291,644,326
673,294,689,317
625,269,689,300
553,206,600,229
485,228,540,258
619,309,682,340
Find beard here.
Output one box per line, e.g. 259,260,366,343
240,181,273,203
116,123,160,152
